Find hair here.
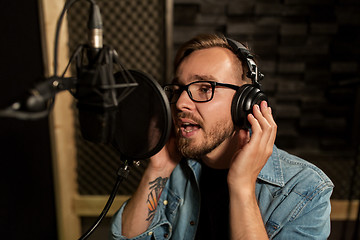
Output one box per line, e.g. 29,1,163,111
173,33,252,83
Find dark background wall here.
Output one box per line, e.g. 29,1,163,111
173,0,360,171
0,1,57,239
172,0,360,239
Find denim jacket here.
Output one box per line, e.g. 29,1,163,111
110,145,334,239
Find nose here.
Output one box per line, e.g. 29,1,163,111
175,89,195,111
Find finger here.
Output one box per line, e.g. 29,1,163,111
254,102,270,127
246,112,271,166
266,106,277,144
259,102,277,146
247,112,262,146
258,101,277,155
251,103,277,160
252,103,272,144
260,101,275,128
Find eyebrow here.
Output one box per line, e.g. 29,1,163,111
171,74,217,84
194,74,217,81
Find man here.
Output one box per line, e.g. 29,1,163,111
110,33,333,239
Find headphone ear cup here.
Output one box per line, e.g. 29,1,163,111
231,84,268,129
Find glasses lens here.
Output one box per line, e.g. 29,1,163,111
189,81,213,102
164,81,214,103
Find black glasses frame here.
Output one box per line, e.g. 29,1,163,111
164,80,240,104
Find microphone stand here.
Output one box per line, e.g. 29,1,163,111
78,159,133,240
0,76,76,120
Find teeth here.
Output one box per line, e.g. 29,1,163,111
182,122,194,133
181,121,199,134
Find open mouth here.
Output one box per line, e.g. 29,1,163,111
182,122,200,133
177,118,202,138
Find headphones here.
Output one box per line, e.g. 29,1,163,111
226,38,268,129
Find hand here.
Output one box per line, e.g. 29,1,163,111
227,100,277,190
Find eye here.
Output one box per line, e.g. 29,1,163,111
198,83,212,93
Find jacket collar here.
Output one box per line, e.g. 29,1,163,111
257,145,285,187
186,145,285,187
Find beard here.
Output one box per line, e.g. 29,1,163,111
175,113,235,160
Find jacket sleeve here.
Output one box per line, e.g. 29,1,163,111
109,189,175,240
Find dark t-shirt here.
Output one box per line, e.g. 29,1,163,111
195,163,230,239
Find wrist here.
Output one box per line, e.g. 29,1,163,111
228,180,256,201
227,173,257,190
146,161,176,177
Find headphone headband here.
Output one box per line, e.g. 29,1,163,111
226,38,268,129
226,38,264,87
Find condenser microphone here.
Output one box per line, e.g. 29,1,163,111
87,3,103,61
75,3,123,144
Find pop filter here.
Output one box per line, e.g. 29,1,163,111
112,70,171,160
78,70,171,240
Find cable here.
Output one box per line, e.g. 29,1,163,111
78,162,131,240
53,0,96,76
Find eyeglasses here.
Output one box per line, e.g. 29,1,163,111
164,80,240,104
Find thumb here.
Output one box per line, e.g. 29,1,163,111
237,128,250,149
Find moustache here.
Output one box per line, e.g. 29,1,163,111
174,112,204,129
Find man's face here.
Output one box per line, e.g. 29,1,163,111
172,47,243,161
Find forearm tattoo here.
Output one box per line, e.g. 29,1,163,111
146,176,168,221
